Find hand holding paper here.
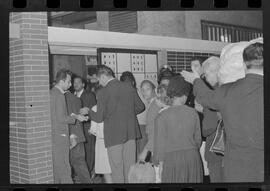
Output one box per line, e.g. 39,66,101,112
70,134,78,149
79,107,89,115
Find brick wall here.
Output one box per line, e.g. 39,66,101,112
9,12,53,184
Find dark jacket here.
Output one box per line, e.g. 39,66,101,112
50,87,76,139
79,89,97,130
89,79,145,148
194,74,263,182
65,91,86,143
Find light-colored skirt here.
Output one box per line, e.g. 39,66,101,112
95,138,112,174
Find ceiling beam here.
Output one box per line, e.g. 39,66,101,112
48,26,228,55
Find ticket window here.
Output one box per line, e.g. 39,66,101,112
97,48,158,89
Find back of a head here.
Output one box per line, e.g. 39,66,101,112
202,56,221,75
167,75,191,98
243,42,263,69
55,69,71,84
120,71,137,88
97,65,115,78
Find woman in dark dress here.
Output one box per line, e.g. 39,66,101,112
153,75,203,183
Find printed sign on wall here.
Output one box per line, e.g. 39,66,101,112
101,52,117,74
131,54,144,73
99,49,158,89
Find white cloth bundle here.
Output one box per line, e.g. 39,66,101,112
218,41,248,85
90,105,104,139
218,37,263,85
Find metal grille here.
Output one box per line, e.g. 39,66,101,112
201,20,263,43
167,51,218,73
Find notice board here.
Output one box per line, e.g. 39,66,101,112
97,48,158,89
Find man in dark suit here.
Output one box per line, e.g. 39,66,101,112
50,69,87,183
80,65,145,183
65,91,91,183
181,42,263,182
73,76,96,179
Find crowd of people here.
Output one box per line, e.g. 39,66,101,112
49,39,263,184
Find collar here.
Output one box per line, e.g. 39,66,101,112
55,85,65,94
75,89,84,97
159,106,169,113
64,90,70,94
246,69,263,76
105,78,115,87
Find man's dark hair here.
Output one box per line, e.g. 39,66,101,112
158,70,174,85
97,65,115,78
120,71,137,88
167,75,191,98
55,69,72,83
190,56,208,66
243,42,263,69
88,67,97,76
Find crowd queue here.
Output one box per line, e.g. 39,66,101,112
50,39,263,183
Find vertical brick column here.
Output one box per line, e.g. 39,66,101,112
9,12,53,184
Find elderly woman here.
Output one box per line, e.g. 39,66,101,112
199,56,224,183
181,42,264,182
153,76,203,183
138,83,170,162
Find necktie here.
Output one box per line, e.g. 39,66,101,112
75,91,80,98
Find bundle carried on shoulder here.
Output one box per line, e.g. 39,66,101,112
218,37,263,85
128,161,156,183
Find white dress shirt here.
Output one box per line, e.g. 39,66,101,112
75,89,84,98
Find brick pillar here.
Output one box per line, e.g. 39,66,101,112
9,12,53,184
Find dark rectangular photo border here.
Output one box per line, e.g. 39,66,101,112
1,0,269,190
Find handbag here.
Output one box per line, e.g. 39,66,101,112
209,119,225,156
128,161,156,183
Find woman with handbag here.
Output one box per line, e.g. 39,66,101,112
138,84,170,163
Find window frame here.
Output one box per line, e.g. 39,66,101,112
201,20,263,43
